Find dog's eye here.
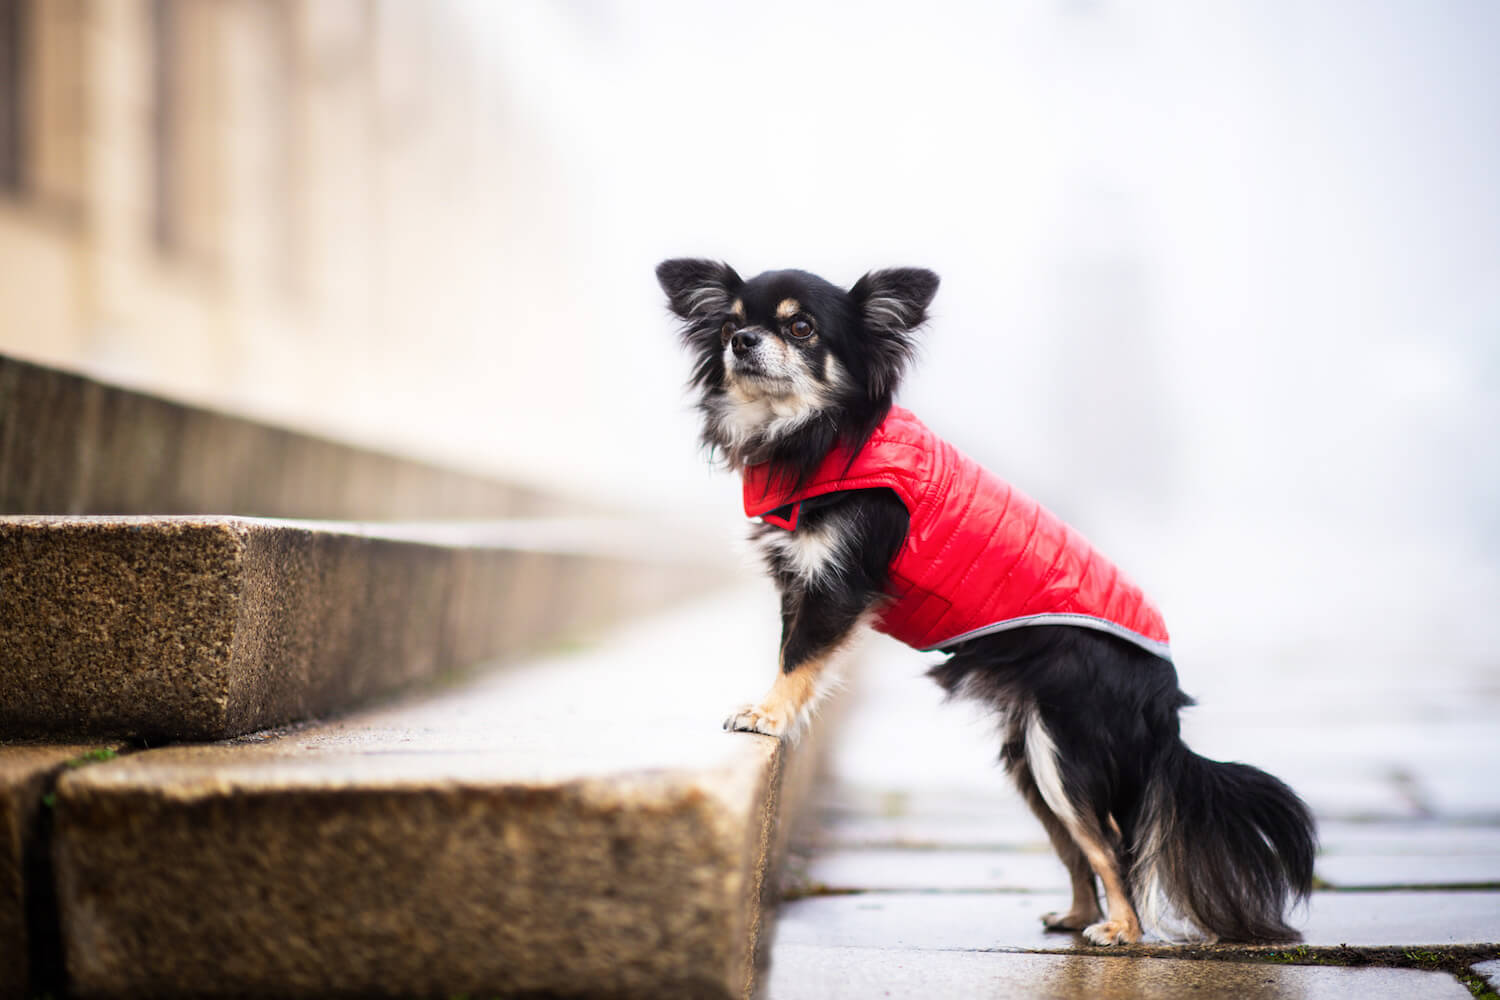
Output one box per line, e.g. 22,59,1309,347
721,321,738,344
788,318,814,340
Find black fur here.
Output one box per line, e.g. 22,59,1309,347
930,627,1315,942
656,260,938,488
758,488,910,675
659,259,1316,944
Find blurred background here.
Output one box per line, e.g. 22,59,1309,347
1,0,1496,758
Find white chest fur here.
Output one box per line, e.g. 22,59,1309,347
753,510,849,585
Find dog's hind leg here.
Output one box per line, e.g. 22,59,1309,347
1012,759,1103,931
1020,708,1142,945
1066,821,1142,945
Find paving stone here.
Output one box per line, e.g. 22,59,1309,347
1319,820,1500,856
1293,891,1500,948
775,890,1500,951
0,352,561,519
1472,958,1500,990
778,889,1072,951
765,944,1473,999
52,590,828,999
1317,853,1500,888
0,744,107,1000
802,847,1071,893
809,798,1048,851
809,811,1049,852
1313,820,1500,888
0,515,723,741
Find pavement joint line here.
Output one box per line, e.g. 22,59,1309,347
776,942,1500,964
1318,882,1500,893
803,841,1055,853
782,885,1057,901
782,884,1500,900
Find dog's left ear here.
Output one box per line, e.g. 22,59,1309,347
850,268,940,398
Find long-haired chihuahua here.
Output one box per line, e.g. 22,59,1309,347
657,259,1315,945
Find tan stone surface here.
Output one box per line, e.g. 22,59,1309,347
0,515,726,742
53,590,827,999
0,744,104,1000
0,354,563,520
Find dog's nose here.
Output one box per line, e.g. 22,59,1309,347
731,329,760,357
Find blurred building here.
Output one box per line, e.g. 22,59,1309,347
0,0,514,452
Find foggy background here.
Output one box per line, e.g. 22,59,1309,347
2,1,1496,767
474,0,1500,710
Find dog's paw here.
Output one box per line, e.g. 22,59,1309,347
723,703,788,738
1082,919,1142,946
1041,909,1101,932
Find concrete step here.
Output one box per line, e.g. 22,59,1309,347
0,353,562,519
0,743,123,1000
0,515,726,742
50,589,832,999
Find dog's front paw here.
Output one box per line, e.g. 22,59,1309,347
723,703,788,738
1082,919,1142,946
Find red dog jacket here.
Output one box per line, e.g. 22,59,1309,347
741,406,1172,660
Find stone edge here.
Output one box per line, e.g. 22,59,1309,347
51,737,800,999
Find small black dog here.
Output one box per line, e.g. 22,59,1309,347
657,259,1315,945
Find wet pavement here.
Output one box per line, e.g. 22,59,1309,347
766,946,1473,999
770,632,1500,997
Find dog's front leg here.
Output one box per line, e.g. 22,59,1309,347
723,582,872,741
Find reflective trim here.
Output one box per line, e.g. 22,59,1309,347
925,614,1173,662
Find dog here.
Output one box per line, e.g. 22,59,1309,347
656,259,1316,945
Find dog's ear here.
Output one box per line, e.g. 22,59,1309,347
850,268,940,398
656,259,743,320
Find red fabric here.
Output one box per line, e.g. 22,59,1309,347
742,407,1171,658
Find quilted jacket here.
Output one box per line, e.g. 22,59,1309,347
741,407,1172,660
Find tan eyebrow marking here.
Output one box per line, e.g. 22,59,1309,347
776,298,801,319
730,299,746,319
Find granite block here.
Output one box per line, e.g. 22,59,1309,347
52,590,830,999
0,515,724,741
0,353,559,519
0,744,106,1000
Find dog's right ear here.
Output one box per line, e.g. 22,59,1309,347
656,259,743,320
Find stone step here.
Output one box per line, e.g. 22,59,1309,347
50,589,830,1000
0,353,562,519
0,515,726,742
0,744,122,1000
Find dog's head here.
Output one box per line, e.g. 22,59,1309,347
656,260,938,468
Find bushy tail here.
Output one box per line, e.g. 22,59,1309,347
1132,742,1317,943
